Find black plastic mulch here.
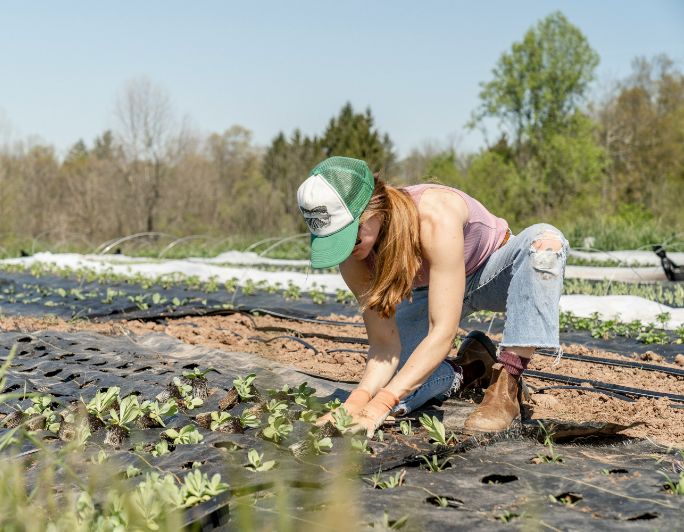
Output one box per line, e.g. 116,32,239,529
1,330,683,530
1,270,682,365
0,270,357,322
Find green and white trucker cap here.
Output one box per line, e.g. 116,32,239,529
297,156,374,268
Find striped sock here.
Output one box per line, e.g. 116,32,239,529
498,350,530,378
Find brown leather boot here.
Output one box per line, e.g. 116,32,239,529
450,330,497,390
463,363,521,433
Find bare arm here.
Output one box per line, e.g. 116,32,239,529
383,192,467,400
339,256,401,396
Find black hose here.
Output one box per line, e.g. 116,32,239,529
249,335,320,356
536,349,684,378
532,385,636,402
326,349,368,357
524,369,684,403
248,308,365,327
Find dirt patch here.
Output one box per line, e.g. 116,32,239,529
2,313,682,446
527,390,684,447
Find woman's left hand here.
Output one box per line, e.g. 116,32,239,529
350,388,399,438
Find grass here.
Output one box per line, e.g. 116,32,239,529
561,216,683,252
0,233,312,261
563,279,684,308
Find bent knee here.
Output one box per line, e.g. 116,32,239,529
526,225,568,279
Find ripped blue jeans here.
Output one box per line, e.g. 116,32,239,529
394,223,569,415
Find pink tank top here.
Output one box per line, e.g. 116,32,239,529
366,184,509,288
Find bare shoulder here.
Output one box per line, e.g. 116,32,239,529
417,188,469,233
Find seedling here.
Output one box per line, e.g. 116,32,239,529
265,399,288,416
233,373,257,400
290,431,334,457
332,407,354,434
239,411,261,429
23,395,61,433
180,469,230,507
366,469,406,489
91,449,109,464
309,283,327,304
661,471,684,496
312,436,333,454
350,437,372,455
533,421,563,464
283,281,301,300
139,399,178,428
497,511,522,523
399,420,413,436
224,277,239,293
292,382,315,405
105,395,142,447
369,511,408,530
419,414,453,446
245,449,277,472
209,411,231,431
299,410,319,423
420,454,451,472
322,398,341,412
151,292,167,305
242,279,257,295
172,377,204,410
85,387,120,423
126,465,142,478
163,424,204,445
261,414,293,443
151,439,171,457
335,288,355,304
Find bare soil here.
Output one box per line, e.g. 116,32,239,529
2,313,682,447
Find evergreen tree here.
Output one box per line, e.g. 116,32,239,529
321,103,395,174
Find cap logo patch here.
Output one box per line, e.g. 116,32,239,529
301,206,331,232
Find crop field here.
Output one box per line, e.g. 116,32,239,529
1,262,683,530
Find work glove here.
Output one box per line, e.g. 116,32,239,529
350,388,400,438
315,388,372,426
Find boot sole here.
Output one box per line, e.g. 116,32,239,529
462,416,522,436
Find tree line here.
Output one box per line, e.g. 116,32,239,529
0,12,682,253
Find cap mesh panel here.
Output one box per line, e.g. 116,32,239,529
311,157,373,217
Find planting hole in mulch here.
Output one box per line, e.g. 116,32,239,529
626,512,659,521
481,474,518,484
214,441,243,451
551,492,583,505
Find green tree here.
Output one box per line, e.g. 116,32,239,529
593,55,684,226
470,11,599,162
321,103,395,174
423,150,464,186
467,11,605,222
262,130,323,224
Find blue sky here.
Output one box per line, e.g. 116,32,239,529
1,1,682,157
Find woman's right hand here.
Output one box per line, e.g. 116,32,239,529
315,388,372,426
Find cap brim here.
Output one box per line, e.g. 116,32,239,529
310,219,359,269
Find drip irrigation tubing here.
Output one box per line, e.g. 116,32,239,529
523,369,684,403
531,385,636,402
248,308,364,327
536,349,684,378
326,348,369,356
254,326,369,345
249,335,320,356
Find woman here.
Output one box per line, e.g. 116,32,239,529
297,156,568,437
